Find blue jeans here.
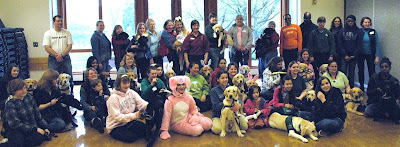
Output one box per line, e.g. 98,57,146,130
100,59,111,72
315,117,344,133
259,52,278,81
46,117,66,133
48,55,74,92
230,48,249,66
260,89,274,101
209,47,224,69
297,111,313,121
340,57,356,88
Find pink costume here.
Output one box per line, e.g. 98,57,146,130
160,76,213,140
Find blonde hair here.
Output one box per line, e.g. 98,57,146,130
174,17,188,35
120,54,136,69
135,22,148,40
37,70,59,91
145,19,155,29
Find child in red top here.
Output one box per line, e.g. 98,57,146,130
244,85,272,129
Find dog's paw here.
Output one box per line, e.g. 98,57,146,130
302,138,309,143
240,130,246,134
220,131,226,137
237,132,244,137
357,112,364,116
311,136,318,141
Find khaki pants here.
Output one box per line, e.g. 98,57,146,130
211,116,248,135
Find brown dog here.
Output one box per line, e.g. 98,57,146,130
173,40,184,71
200,65,213,86
126,72,140,92
343,87,364,116
221,86,245,137
25,78,37,95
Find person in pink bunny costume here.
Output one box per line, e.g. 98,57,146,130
160,76,213,139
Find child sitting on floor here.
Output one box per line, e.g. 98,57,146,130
244,85,272,129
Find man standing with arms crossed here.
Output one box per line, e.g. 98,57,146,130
43,15,74,92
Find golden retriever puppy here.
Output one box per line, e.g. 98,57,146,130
343,87,364,116
200,65,213,86
319,64,328,76
269,112,318,143
212,24,233,54
126,72,140,92
173,40,184,71
245,73,259,90
24,78,37,94
58,73,71,94
221,86,245,137
232,74,246,101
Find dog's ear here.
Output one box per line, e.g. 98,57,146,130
224,88,228,96
67,74,71,79
33,80,38,86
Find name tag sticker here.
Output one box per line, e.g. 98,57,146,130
242,30,247,33
190,38,195,40
325,34,328,37
370,31,374,35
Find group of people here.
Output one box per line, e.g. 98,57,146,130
0,11,399,146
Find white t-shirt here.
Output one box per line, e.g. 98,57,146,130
42,28,73,54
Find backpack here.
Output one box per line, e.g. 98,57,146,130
255,28,275,59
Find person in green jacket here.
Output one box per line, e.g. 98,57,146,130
185,62,211,112
141,65,167,101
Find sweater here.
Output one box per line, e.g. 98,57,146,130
210,84,226,118
148,30,161,57
4,95,48,133
141,78,167,101
33,87,62,121
307,28,336,57
91,31,112,62
269,86,296,108
361,28,380,56
337,26,363,56
228,24,253,52
106,89,148,133
117,66,137,76
244,98,271,118
185,73,210,99
367,72,400,105
112,34,129,58
313,87,347,123
280,24,302,54
261,68,281,91
211,67,221,88
300,21,318,48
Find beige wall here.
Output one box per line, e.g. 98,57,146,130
301,0,344,26
0,0,50,80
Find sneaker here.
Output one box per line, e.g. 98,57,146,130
318,130,330,137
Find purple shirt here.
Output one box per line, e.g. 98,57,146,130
182,32,210,55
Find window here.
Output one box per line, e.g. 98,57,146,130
103,0,136,38
182,0,205,33
218,0,249,29
148,0,171,32
66,0,99,49
250,0,281,66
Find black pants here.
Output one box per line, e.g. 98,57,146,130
357,54,375,90
282,49,298,69
5,129,45,147
312,52,330,82
136,57,150,80
152,56,164,66
109,120,147,143
115,57,123,71
194,96,212,112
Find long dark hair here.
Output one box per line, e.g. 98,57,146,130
247,85,261,101
315,76,331,93
330,16,343,31
297,49,310,63
3,63,19,79
278,75,294,103
287,61,298,78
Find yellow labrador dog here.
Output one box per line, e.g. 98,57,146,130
58,73,71,95
343,87,364,116
269,112,318,143
221,86,246,137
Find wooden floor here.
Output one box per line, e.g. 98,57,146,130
2,86,400,147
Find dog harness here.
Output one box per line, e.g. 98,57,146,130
222,99,241,126
285,116,300,134
344,98,361,105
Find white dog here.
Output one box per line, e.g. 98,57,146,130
269,112,318,143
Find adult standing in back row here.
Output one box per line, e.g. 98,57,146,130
338,15,363,88
228,15,253,66
280,14,302,69
43,15,74,92
300,12,317,49
91,20,112,72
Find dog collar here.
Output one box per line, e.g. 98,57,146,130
60,87,70,91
